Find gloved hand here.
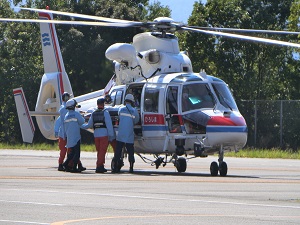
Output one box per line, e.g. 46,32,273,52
55,132,58,138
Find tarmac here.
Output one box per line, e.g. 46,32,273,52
1,149,300,225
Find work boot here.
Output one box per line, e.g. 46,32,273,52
70,166,81,173
111,161,120,173
58,164,65,171
78,163,86,172
95,166,107,173
129,162,134,173
62,162,71,172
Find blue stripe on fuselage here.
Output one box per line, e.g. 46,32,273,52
142,125,168,131
141,125,247,133
206,126,248,133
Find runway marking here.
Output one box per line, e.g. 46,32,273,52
0,199,64,206
2,188,300,210
0,219,49,224
50,214,300,225
1,175,300,184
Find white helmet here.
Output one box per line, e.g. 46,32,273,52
66,99,76,110
125,94,134,102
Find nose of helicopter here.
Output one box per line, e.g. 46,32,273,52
181,110,247,150
206,113,248,149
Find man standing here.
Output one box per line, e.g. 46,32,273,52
55,92,69,171
113,94,139,173
62,99,85,173
54,92,85,171
82,97,115,173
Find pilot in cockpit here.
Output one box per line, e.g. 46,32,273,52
182,87,193,112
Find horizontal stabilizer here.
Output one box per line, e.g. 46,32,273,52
13,88,35,143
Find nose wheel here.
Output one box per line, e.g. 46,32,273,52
210,146,228,176
174,157,187,173
210,161,228,176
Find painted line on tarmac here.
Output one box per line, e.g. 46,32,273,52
50,214,300,225
0,199,64,206
1,175,300,184
2,188,300,210
0,219,49,224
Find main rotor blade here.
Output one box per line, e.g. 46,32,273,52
19,7,143,25
188,26,300,35
0,18,133,27
183,27,300,48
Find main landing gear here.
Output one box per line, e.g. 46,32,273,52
210,146,228,176
174,156,187,173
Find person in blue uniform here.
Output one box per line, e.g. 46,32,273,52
62,99,85,173
82,97,115,173
113,94,139,173
54,92,85,172
55,92,69,171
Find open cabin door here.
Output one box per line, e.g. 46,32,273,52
141,83,167,138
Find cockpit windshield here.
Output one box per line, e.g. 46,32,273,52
182,83,215,112
212,83,238,111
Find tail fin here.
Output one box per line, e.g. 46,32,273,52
33,12,74,140
13,11,74,141
13,88,35,143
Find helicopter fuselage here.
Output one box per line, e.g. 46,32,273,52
80,71,247,157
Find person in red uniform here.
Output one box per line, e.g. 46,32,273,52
82,97,115,173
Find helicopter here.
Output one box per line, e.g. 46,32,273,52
5,7,300,176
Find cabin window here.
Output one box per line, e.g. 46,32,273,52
144,87,159,113
166,86,178,114
110,90,124,106
127,87,142,108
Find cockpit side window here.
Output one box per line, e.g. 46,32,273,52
182,84,215,112
166,86,178,114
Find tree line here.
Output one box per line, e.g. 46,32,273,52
1,0,300,147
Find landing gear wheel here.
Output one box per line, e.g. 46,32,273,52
175,157,187,173
210,161,218,176
219,161,228,177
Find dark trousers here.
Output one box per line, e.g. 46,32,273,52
64,140,81,169
115,141,135,164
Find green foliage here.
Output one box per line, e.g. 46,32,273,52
226,148,300,159
144,1,171,21
184,0,300,101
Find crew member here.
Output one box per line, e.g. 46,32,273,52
113,94,139,173
104,94,116,153
55,92,85,171
62,99,85,173
55,92,69,171
82,97,115,173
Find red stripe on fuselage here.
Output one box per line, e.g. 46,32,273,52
143,114,165,125
207,116,246,126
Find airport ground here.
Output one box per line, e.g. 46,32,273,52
0,149,300,225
